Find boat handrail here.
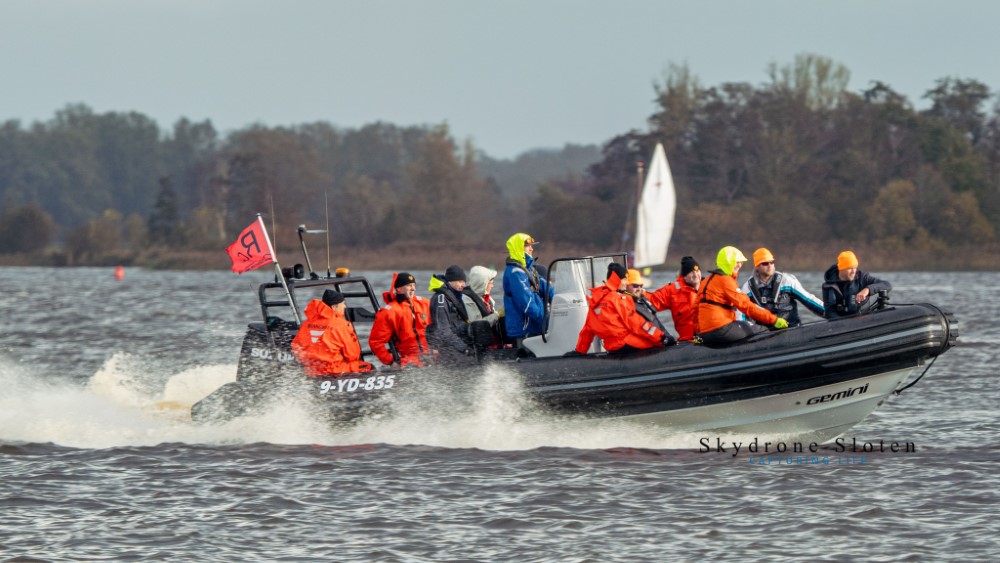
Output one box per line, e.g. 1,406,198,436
256,276,382,328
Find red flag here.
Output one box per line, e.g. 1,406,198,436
225,217,275,274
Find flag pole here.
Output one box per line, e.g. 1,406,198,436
257,213,301,325
225,213,301,324
273,262,301,325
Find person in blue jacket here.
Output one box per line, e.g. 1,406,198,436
502,233,553,354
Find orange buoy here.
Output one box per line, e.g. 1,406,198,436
114,266,125,280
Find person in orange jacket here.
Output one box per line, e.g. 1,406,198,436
575,263,671,354
625,269,677,347
291,289,373,376
368,272,433,368
696,246,787,346
643,256,702,341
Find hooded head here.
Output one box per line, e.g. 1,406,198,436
715,246,747,277
468,265,498,296
428,273,446,292
505,233,537,267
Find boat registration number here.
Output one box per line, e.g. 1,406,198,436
319,375,396,394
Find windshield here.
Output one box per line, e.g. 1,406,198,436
545,254,624,298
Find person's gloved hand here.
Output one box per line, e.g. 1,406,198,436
774,318,788,330
662,334,677,346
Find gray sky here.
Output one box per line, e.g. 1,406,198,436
2,0,998,158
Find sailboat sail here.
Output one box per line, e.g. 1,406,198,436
633,142,676,268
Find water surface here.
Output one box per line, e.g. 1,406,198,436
1,267,996,561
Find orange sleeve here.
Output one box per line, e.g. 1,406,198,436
367,309,397,365
729,288,778,325
575,321,596,354
646,284,675,311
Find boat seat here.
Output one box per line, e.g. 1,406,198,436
522,292,603,358
346,306,376,324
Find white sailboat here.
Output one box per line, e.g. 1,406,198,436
632,142,676,269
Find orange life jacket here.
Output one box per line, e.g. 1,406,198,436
292,300,373,376
645,275,699,341
368,295,431,366
695,271,777,334
575,279,665,353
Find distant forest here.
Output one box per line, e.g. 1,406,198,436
1,54,998,269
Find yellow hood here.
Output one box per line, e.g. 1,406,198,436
506,233,533,267
715,246,747,277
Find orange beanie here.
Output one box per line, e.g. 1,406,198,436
753,248,774,267
837,251,859,270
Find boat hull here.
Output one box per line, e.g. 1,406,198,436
506,302,954,441
611,366,916,443
193,303,955,442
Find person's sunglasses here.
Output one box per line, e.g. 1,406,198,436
760,261,775,266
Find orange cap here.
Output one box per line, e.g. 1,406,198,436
626,269,643,285
753,248,774,267
837,250,859,270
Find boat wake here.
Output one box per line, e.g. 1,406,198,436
0,353,705,451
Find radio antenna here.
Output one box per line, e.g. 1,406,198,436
268,193,277,256
325,190,332,278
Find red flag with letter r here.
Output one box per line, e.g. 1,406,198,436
225,216,275,274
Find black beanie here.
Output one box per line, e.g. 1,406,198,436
322,289,345,306
607,262,628,281
444,265,467,282
394,272,415,289
680,256,700,277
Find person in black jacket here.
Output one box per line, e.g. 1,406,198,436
822,251,892,319
427,264,475,361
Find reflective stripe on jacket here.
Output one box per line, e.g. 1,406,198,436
292,300,373,376
575,279,665,353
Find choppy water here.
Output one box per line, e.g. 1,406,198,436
1,267,997,561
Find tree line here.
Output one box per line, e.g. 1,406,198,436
1,54,998,267
533,55,1000,260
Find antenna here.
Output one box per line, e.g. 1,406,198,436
325,190,332,278
268,193,277,260
297,224,327,278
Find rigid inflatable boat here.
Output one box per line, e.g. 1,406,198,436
192,248,956,443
